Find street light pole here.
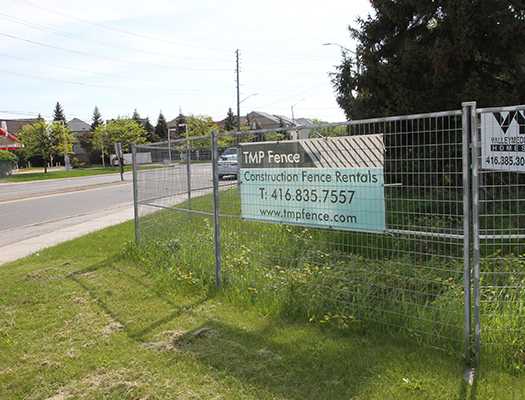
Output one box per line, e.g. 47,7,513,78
235,49,241,131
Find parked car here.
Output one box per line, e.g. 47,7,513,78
217,147,239,180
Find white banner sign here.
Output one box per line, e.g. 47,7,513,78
481,110,525,172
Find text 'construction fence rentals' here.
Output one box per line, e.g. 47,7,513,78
132,102,525,371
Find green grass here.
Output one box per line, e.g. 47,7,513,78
136,188,525,372
0,166,132,182
1,221,524,399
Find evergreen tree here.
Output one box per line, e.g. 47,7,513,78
144,118,158,142
224,108,236,131
332,0,525,119
155,112,168,140
132,109,141,124
53,102,66,123
91,106,103,130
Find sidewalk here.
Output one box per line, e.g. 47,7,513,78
0,204,134,265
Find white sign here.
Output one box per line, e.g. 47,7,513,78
239,136,386,233
481,110,525,171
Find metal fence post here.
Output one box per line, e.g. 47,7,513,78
131,144,141,244
186,137,192,209
461,102,473,363
468,101,481,366
211,130,222,288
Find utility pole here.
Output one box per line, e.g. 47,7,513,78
235,49,241,131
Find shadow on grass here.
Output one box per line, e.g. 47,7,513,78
170,319,472,400
66,256,474,400
67,256,208,343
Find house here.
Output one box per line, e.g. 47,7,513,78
292,118,315,139
67,118,92,162
214,116,248,130
1,118,39,135
167,113,187,140
0,121,22,151
246,111,295,130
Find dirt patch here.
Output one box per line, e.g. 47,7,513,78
142,330,186,352
142,327,217,352
74,270,97,279
101,321,124,336
71,296,89,305
44,369,141,400
25,268,67,282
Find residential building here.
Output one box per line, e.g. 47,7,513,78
0,121,22,151
167,113,187,140
246,111,295,130
67,118,91,162
1,118,38,135
214,116,248,130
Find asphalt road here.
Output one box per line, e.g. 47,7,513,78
0,163,215,258
0,171,132,202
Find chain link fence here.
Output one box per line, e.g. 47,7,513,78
131,102,525,371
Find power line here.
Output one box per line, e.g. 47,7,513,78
0,12,232,63
0,68,205,94
19,0,230,55
0,31,233,72
0,53,231,90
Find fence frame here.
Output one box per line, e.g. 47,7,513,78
132,102,525,371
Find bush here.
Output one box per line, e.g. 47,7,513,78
0,150,17,162
69,155,87,169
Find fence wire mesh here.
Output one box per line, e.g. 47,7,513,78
475,105,525,369
132,105,525,369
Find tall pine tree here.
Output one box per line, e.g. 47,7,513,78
53,102,66,123
91,106,103,130
132,109,142,125
224,108,236,131
155,112,168,140
332,0,525,119
144,118,158,142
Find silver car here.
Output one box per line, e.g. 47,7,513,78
217,147,239,180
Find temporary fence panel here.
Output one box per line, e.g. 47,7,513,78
131,103,525,369
476,104,525,369
213,112,467,357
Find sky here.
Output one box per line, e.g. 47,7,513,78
0,0,372,125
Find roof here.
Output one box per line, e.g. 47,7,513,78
294,118,315,126
247,111,297,129
214,116,248,129
167,114,187,129
247,111,281,125
0,126,22,150
1,118,39,134
274,114,295,126
67,118,91,133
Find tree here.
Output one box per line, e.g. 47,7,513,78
18,121,73,173
92,119,147,166
53,102,66,123
332,0,525,119
224,108,236,131
155,112,168,140
144,118,158,142
91,106,103,130
132,109,141,123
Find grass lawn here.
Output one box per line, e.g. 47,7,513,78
1,221,524,399
1,166,131,182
